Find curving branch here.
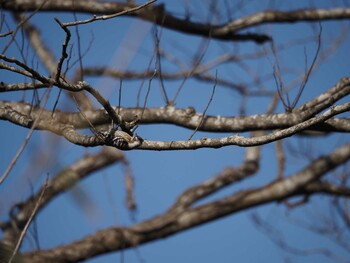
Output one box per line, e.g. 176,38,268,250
168,137,262,213
22,141,350,263
1,2,350,261
3,1,350,44
0,0,270,43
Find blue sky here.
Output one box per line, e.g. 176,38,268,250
1,1,350,262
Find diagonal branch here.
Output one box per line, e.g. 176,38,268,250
0,52,136,132
168,136,261,213
1,148,125,245
22,141,350,263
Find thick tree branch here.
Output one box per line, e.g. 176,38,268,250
1,0,270,43
23,141,350,263
1,77,349,134
296,77,350,112
216,8,350,33
1,100,349,149
3,2,350,44
1,1,350,262
303,181,350,196
168,138,261,213
137,102,350,150
1,102,350,147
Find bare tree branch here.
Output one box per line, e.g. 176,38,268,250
1,0,271,43
1,2,350,262
1,148,125,245
22,141,350,262
8,176,48,263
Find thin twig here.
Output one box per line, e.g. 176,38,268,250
140,69,157,121
0,89,51,185
153,24,169,104
290,23,322,109
118,79,123,116
188,70,217,140
172,38,210,103
54,18,71,84
52,44,73,115
51,88,63,117
73,10,84,81
72,95,101,138
0,54,51,84
61,0,156,27
2,0,49,54
8,175,49,263
136,44,157,107
69,36,94,74
0,30,13,37
270,41,289,111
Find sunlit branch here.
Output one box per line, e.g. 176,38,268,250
3,100,349,150
137,102,350,151
1,91,350,137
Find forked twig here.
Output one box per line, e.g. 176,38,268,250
290,23,322,109
271,23,322,112
270,41,289,111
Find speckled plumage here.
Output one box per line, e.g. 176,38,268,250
111,130,143,149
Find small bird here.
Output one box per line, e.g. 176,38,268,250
111,130,143,150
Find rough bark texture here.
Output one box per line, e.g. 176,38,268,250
1,1,350,262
